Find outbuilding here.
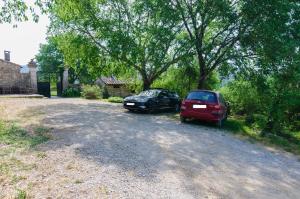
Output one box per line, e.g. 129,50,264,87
95,76,130,98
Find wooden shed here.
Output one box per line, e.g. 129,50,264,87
95,76,130,98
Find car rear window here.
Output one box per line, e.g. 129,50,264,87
186,91,217,103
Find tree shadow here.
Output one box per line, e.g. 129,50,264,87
20,100,300,198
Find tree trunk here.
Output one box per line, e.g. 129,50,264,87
143,78,152,91
197,54,207,89
198,73,207,89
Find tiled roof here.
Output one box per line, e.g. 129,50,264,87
97,76,126,85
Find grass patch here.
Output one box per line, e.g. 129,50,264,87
0,120,51,148
74,179,83,184
16,189,27,199
224,116,300,155
36,152,47,159
11,175,27,184
107,96,124,103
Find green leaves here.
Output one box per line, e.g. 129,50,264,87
49,0,189,89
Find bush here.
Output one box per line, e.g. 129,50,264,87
102,87,110,99
81,85,101,99
107,96,123,103
219,80,261,115
62,87,81,97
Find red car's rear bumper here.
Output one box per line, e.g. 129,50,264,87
180,110,221,122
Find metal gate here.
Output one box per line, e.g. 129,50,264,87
37,72,63,98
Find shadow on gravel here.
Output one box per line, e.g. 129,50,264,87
21,101,300,198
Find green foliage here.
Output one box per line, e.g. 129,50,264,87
224,117,300,155
153,64,220,98
54,33,103,83
220,64,300,135
102,87,110,99
107,97,124,103
220,80,261,115
36,37,64,73
62,87,81,98
0,120,51,148
0,0,40,23
50,0,190,90
81,85,101,99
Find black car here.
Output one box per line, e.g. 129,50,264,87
123,89,180,112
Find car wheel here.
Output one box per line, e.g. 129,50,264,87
180,116,187,123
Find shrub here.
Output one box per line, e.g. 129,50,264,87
62,87,81,98
102,87,110,99
108,96,123,103
219,80,261,115
81,85,101,99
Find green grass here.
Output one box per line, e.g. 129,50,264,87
51,90,57,96
107,96,124,103
16,189,27,199
0,120,51,148
74,179,83,184
224,117,300,155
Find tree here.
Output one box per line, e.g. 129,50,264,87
36,37,64,73
163,0,245,89
164,0,299,89
36,36,95,84
0,0,47,24
49,0,191,90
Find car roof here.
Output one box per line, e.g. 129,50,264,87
189,90,220,96
149,88,169,91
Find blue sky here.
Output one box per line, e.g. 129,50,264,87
0,12,49,65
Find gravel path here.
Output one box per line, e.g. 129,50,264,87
1,98,300,199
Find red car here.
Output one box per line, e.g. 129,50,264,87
180,90,229,127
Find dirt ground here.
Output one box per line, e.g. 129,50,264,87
1,98,300,199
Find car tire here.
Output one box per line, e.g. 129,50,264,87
180,116,187,123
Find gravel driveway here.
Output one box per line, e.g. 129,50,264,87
1,98,300,198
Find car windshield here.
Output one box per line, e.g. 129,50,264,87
139,90,160,97
186,91,217,103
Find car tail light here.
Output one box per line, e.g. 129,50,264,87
211,104,222,115
213,105,221,109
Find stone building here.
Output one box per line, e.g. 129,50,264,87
0,51,37,94
95,76,131,98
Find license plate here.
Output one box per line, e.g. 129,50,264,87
193,104,207,109
126,103,135,106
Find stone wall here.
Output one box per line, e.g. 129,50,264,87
0,59,35,94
